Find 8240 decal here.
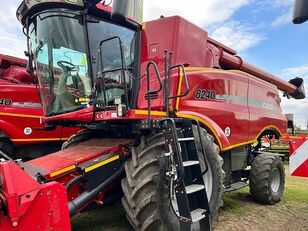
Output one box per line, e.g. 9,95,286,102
0,98,13,106
195,89,216,100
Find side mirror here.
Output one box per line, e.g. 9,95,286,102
24,51,34,74
289,77,305,99
111,0,129,23
293,0,308,24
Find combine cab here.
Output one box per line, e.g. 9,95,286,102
0,0,305,230
0,54,80,159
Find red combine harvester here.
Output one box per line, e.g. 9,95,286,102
0,54,80,159
0,0,305,230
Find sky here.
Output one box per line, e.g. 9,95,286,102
1,0,308,129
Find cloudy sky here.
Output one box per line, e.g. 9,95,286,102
1,0,308,128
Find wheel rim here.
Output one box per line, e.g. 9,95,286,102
271,168,281,193
171,156,213,215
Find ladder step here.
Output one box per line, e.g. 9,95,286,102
185,184,205,194
183,160,200,167
224,181,248,192
178,137,194,142
191,208,206,222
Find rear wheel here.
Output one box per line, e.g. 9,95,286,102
121,127,224,230
249,154,285,204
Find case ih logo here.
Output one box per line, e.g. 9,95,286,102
290,140,308,177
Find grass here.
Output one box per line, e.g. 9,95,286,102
283,167,308,202
219,164,308,217
220,187,251,216
71,203,132,231
72,164,308,230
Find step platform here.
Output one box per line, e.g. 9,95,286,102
22,138,132,180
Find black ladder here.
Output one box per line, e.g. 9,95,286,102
161,118,211,231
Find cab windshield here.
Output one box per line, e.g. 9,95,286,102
29,11,137,116
29,12,91,116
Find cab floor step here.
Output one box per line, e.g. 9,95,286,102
251,150,285,156
183,160,200,167
186,184,205,194
224,181,248,192
191,208,206,222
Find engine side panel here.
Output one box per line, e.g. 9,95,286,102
177,69,286,150
247,73,287,139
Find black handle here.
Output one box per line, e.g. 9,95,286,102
146,61,163,120
168,64,189,99
146,61,163,94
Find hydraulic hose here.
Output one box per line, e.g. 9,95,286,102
0,150,13,161
68,162,125,216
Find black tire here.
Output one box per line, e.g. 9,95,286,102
121,127,224,230
249,154,285,205
0,138,14,157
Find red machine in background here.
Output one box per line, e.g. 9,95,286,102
256,131,308,178
0,0,305,230
291,0,308,178
289,137,308,177
0,54,80,158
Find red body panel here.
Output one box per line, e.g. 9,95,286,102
174,70,286,150
247,75,286,139
0,54,80,147
137,16,287,150
178,70,250,149
0,161,71,230
25,138,132,179
176,110,231,149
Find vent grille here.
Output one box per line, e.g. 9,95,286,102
144,92,158,100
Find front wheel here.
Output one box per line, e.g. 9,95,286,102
249,154,285,205
121,127,224,230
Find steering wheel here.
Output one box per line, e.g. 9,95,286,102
104,78,125,90
57,60,77,72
